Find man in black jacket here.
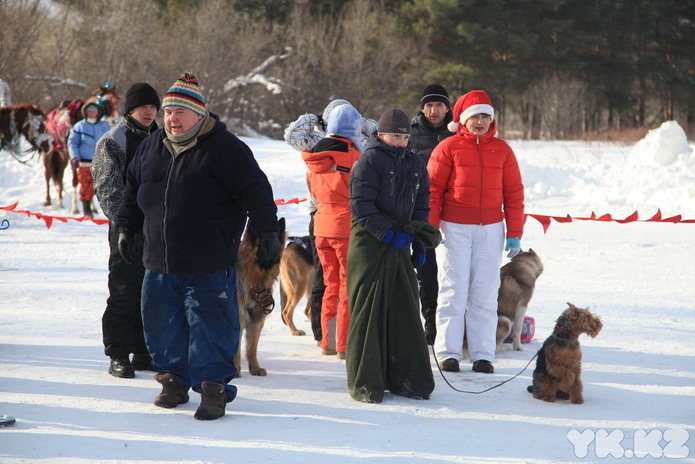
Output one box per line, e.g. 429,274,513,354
93,82,161,379
117,72,281,421
410,84,455,345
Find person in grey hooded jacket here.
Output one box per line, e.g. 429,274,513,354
93,82,161,379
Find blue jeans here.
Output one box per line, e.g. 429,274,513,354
141,267,239,401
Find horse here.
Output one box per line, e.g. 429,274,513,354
0,104,52,164
43,103,72,207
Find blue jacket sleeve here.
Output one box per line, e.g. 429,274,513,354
349,154,393,240
412,156,431,223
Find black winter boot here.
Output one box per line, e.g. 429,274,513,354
472,360,494,374
109,357,135,378
82,200,93,218
440,358,460,372
194,381,230,420
154,373,189,408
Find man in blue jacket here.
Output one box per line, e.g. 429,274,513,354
117,72,282,421
68,102,110,217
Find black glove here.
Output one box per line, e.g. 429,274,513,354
257,231,282,268
118,228,138,264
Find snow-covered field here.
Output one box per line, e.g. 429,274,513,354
1,122,694,463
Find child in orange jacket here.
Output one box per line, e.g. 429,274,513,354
302,105,364,358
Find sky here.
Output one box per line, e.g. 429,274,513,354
1,121,694,464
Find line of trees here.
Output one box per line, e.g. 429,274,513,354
1,0,693,140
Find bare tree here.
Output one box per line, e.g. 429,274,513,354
526,76,588,139
0,0,53,104
1,0,419,137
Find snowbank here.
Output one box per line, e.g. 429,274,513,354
630,120,693,166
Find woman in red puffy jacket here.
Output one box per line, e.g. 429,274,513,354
427,90,525,375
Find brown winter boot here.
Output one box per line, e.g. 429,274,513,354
154,373,189,408
82,200,93,218
194,381,229,420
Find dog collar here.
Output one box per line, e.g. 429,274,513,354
554,324,579,338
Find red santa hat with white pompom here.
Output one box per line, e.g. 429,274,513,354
447,90,495,133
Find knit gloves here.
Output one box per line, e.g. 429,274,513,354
505,237,521,258
381,229,414,249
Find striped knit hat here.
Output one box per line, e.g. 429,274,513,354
161,72,206,116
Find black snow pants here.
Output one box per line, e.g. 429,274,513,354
102,225,148,359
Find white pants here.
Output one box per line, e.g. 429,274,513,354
434,220,504,364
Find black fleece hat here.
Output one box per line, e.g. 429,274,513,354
377,108,411,135
124,82,161,115
420,84,450,108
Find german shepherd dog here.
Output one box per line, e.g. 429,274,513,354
279,236,315,336
235,218,286,377
496,249,544,352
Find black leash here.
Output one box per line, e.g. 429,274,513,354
431,345,538,394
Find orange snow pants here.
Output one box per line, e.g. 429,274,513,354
78,165,94,201
316,236,350,353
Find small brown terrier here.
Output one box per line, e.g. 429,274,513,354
527,303,602,404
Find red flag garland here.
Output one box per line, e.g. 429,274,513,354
2,201,693,232
0,202,109,229
525,209,695,233
274,198,307,205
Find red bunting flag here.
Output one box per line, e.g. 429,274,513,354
1,201,693,231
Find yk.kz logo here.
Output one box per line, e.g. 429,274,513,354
568,429,691,459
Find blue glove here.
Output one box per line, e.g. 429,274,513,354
505,237,521,258
410,241,426,268
382,229,414,249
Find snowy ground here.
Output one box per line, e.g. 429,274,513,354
1,123,694,463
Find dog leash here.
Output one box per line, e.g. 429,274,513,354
431,345,538,394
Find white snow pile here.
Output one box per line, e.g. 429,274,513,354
630,120,693,166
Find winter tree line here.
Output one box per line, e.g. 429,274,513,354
1,0,693,141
